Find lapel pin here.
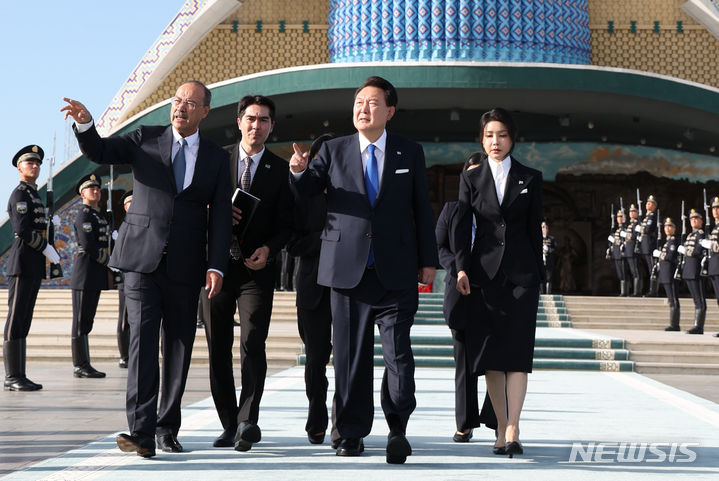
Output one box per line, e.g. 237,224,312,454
518,180,524,184
397,151,402,155
264,164,271,169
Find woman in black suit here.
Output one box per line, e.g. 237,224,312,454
455,108,543,457
436,153,497,444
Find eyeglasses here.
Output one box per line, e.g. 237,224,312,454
172,97,201,111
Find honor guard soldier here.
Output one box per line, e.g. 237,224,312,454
639,195,659,296
70,173,109,377
609,209,629,296
624,204,641,296
655,218,681,331
116,190,132,367
541,221,557,294
678,209,706,334
4,145,61,391
699,196,719,337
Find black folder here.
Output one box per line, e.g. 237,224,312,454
232,188,261,240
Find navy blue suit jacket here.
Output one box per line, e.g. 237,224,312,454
75,124,232,286
292,132,438,291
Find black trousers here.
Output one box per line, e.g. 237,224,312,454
451,327,497,431
614,259,628,281
4,275,41,341
331,268,418,439
123,256,200,437
117,283,130,360
711,276,719,307
660,280,680,309
297,287,332,434
205,261,274,429
71,289,101,338
625,257,639,279
685,278,707,310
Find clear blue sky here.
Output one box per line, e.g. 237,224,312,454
0,1,183,218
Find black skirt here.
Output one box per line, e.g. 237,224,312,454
470,270,539,373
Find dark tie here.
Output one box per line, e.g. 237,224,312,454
173,138,187,193
241,156,253,191
365,144,379,266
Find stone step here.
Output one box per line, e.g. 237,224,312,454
634,362,719,375
571,321,719,330
627,340,719,352
629,350,719,364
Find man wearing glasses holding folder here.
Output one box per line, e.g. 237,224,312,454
204,95,293,452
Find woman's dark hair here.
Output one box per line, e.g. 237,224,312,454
309,133,335,160
463,151,486,171
479,107,518,154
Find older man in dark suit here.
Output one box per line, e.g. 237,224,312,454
204,95,293,452
61,80,232,458
290,76,437,464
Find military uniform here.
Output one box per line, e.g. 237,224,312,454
638,195,659,296
623,205,641,296
705,196,719,338
4,145,51,391
541,221,557,294
609,210,629,296
70,174,109,378
657,218,681,331
681,209,706,334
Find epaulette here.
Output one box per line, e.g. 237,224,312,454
18,184,26,191
83,207,90,213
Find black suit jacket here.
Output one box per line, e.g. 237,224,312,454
292,132,438,291
455,156,543,288
436,201,472,329
230,145,293,261
75,124,231,286
287,192,327,310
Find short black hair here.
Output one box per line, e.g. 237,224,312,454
480,107,518,154
463,151,486,171
237,95,276,121
182,80,211,106
355,76,398,107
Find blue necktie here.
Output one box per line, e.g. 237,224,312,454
173,138,187,193
365,144,379,266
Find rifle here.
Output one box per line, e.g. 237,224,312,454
636,188,643,217
650,208,661,282
701,188,711,276
618,197,625,255
674,201,686,280
46,133,63,278
606,203,614,260
634,189,643,254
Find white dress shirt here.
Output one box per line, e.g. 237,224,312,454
487,155,512,204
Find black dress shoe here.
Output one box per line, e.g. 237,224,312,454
157,434,183,453
331,438,341,449
506,441,523,458
116,432,156,458
386,433,412,464
307,432,325,444
73,365,106,378
4,376,42,391
234,422,261,452
493,445,507,455
336,438,363,456
213,427,237,447
453,429,473,442
118,358,128,368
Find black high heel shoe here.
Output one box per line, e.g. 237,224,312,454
453,429,473,443
506,441,523,458
492,445,507,455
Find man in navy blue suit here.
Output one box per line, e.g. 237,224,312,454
290,76,437,464
62,81,232,458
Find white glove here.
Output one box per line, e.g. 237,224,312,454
700,239,712,249
112,230,119,241
653,249,661,258
543,245,549,253
620,231,627,238
52,214,61,228
109,267,120,273
42,244,60,264
607,235,614,243
678,245,686,255
635,225,641,232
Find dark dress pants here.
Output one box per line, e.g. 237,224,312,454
297,287,332,434
451,327,497,431
205,260,274,429
331,268,417,439
711,276,719,307
71,289,101,337
4,276,42,341
123,256,200,437
685,278,707,310
117,283,130,361
661,280,680,309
